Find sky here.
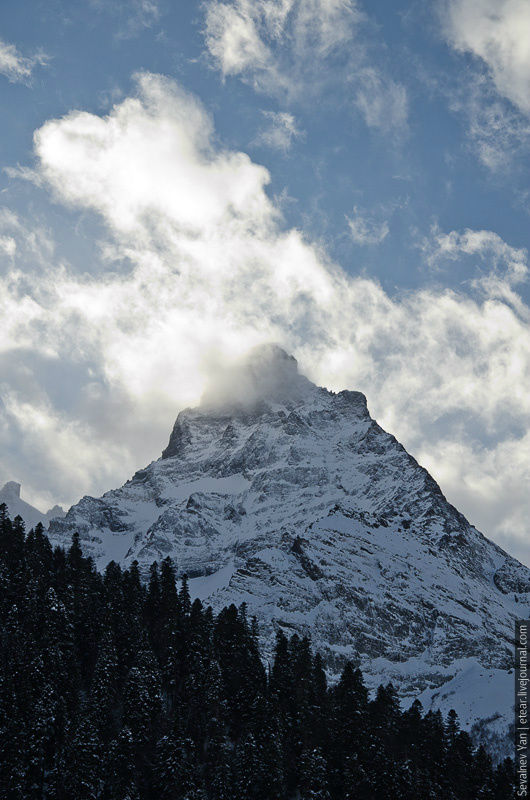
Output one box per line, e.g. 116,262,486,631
0,0,529,563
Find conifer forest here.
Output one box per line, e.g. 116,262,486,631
0,507,516,799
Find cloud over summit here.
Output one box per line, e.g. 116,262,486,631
1,72,530,562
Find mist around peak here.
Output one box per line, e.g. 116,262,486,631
200,343,315,410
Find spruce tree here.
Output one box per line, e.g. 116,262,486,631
63,707,101,800
299,747,331,800
89,625,119,744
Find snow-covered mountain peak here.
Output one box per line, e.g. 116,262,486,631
162,352,367,460
200,343,317,412
46,504,65,518
1,481,21,499
47,347,529,752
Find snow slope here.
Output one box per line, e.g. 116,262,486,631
48,345,527,750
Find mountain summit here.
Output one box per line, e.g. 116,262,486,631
0,482,65,529
48,347,528,752
199,344,315,410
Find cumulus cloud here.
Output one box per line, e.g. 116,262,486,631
0,39,48,84
35,74,274,237
254,110,303,151
443,0,530,116
203,0,408,131
347,206,389,246
2,73,530,563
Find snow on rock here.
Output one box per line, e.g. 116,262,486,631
48,345,527,752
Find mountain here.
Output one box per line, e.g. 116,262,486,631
48,345,527,751
0,481,65,529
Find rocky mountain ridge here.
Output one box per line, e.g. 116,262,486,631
47,345,527,751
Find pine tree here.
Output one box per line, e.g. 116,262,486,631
419,709,447,791
400,698,423,764
123,645,162,740
233,733,259,799
445,708,460,748
330,662,369,797
447,728,474,798
492,757,516,800
89,625,119,743
67,534,103,687
214,604,266,738
299,747,330,800
208,742,234,800
63,708,101,800
470,745,495,799
156,735,203,800
160,557,179,620
145,561,162,657
103,727,136,799
179,573,192,619
66,532,84,580
269,629,292,712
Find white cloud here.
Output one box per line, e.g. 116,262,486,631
0,236,16,257
443,0,530,116
0,39,48,84
448,72,530,171
347,205,389,246
419,225,530,320
421,225,528,282
203,0,408,131
354,68,408,132
2,73,530,564
205,0,274,82
204,0,360,93
441,1,530,170
254,110,303,151
35,74,274,237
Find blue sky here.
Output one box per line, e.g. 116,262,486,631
1,0,529,562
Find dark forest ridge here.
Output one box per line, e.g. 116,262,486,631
0,511,516,799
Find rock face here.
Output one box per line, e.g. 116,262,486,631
48,345,527,749
0,481,65,529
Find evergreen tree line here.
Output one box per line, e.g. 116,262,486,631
0,506,516,799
